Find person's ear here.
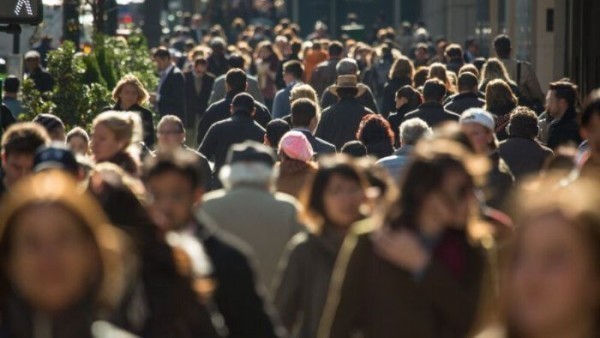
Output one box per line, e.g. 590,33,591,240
230,104,234,115
251,107,256,117
264,134,270,146
309,116,318,130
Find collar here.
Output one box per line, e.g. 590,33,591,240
420,101,443,109
287,80,302,89
162,64,175,77
393,145,414,156
293,127,312,134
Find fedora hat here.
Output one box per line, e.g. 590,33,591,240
329,75,367,97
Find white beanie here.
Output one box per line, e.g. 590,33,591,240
460,108,495,131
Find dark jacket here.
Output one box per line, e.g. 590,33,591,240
444,92,485,115
310,57,341,97
387,105,417,147
486,151,515,211
0,104,17,143
499,137,554,180
158,65,186,120
402,101,460,128
207,53,228,77
185,71,215,129
546,108,582,149
320,221,485,338
27,66,54,93
107,103,156,149
274,228,344,338
106,151,140,177
199,112,266,176
315,98,374,150
381,77,412,117
294,128,336,156
489,102,517,141
365,141,395,159
321,84,379,114
197,92,272,145
194,216,284,338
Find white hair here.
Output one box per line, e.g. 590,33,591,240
399,118,432,146
218,162,279,190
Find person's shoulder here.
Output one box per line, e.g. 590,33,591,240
207,98,227,111
274,191,301,209
376,154,399,165
254,100,269,111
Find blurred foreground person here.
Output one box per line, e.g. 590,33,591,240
476,177,600,338
578,89,600,177
276,131,318,199
200,141,302,288
144,150,284,338
319,139,489,338
0,171,136,337
275,156,368,338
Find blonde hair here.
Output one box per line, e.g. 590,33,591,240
485,79,518,113
112,74,149,105
388,56,415,82
481,58,512,85
93,111,143,157
290,84,321,117
428,62,455,94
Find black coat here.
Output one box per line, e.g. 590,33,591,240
321,84,380,114
309,57,341,97
0,104,16,143
402,102,460,128
158,66,186,120
381,77,412,117
547,108,582,149
197,92,272,145
387,105,417,147
27,66,54,93
444,92,485,115
315,98,374,150
198,112,266,176
185,71,215,129
499,137,554,180
194,217,284,338
365,141,395,159
295,128,336,155
107,103,156,148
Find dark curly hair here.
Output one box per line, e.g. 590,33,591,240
356,114,394,146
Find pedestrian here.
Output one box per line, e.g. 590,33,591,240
66,126,91,156
108,74,156,149
184,57,215,147
498,107,553,180
208,53,265,105
0,122,50,195
310,41,344,97
387,86,423,146
464,37,479,63
2,76,24,119
23,50,54,93
32,113,65,142
255,41,281,110
544,80,582,149
276,131,318,199
460,108,514,210
143,150,284,338
151,47,186,120
90,111,143,176
275,156,368,338
199,141,302,288
579,89,600,176
303,41,328,84
479,58,520,98
485,79,518,141
319,139,487,338
444,72,486,115
207,37,228,77
356,114,395,159
428,62,456,96
340,141,368,158
320,58,379,114
289,98,335,155
381,56,415,117
402,79,460,128
445,43,465,74
272,60,304,118
377,117,432,183
265,118,291,149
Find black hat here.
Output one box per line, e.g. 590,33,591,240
33,143,79,176
226,141,276,167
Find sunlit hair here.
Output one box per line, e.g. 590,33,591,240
219,162,279,191
388,56,415,82
428,62,455,93
0,171,135,314
481,58,512,86
93,110,143,157
290,84,321,117
112,74,150,105
356,114,394,146
485,79,518,114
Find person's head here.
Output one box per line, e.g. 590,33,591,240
265,119,291,148
465,37,479,54
458,63,480,78
91,111,142,162
257,41,275,59
156,115,186,150
485,78,518,114
493,34,512,59
356,114,394,147
32,114,65,142
414,43,429,60
341,140,367,158
2,76,20,96
66,127,90,156
227,53,246,70
336,58,359,76
481,58,511,84
303,156,367,230
388,56,414,82
328,41,344,58
423,79,447,103
444,43,464,62
388,139,480,235
230,92,256,116
209,37,226,54
507,106,539,140
428,63,452,91
413,66,430,88
112,74,149,109
1,123,50,188
399,118,432,147
143,150,206,232
500,177,600,338
290,83,319,107
435,38,449,56
332,75,360,99
225,68,248,94
581,89,600,155
547,81,578,119
458,72,479,94
193,57,208,77
0,171,131,315
395,85,423,111
24,51,41,72
460,108,497,154
282,60,304,85
153,47,172,71
278,131,314,163
291,98,319,131
219,141,277,191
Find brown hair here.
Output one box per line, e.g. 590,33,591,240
428,62,455,94
481,58,512,86
1,122,50,157
112,74,150,105
485,79,518,115
388,56,415,82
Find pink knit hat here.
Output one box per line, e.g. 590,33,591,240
278,131,314,162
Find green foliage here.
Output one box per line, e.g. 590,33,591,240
20,79,55,122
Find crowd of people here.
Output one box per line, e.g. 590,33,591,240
0,14,599,338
